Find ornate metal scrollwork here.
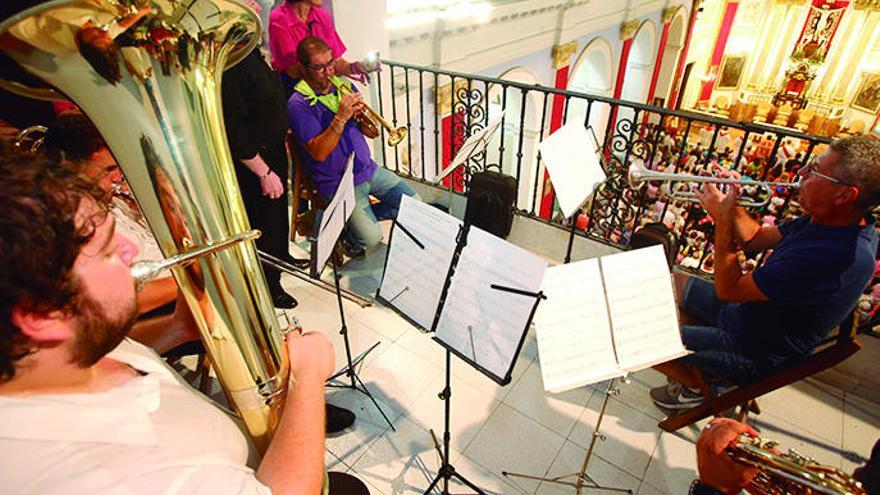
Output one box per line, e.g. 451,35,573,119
448,82,492,190
586,113,661,241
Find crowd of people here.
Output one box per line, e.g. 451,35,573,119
1,1,879,494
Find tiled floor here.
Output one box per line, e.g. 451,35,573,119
187,228,880,495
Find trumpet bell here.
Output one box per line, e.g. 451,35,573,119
387,126,407,147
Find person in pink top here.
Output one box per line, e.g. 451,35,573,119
269,0,364,82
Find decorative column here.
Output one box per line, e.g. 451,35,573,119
538,41,579,220
606,20,640,140
668,2,700,108
647,7,679,105
698,0,741,106
831,2,880,102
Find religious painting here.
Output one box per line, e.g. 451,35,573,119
791,2,846,64
717,54,746,90
852,72,880,113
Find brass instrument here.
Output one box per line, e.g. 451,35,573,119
1,0,286,452
627,163,799,208
13,125,48,154
731,435,867,495
333,79,407,147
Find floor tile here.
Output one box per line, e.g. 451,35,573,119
841,394,880,472
569,391,662,479
504,358,594,438
408,374,502,455
453,452,533,495
357,341,443,422
749,415,844,469
325,388,395,468
350,414,446,495
534,440,640,495
641,432,698,494
464,403,568,495
757,381,844,446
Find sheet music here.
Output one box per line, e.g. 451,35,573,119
435,226,548,381
378,195,461,329
434,110,506,183
314,155,355,274
537,123,606,219
534,260,621,393
600,245,689,372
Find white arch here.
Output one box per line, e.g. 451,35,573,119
621,20,657,105
654,7,688,105
567,37,614,144
486,66,543,212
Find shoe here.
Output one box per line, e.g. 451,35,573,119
326,403,355,434
650,382,703,410
340,238,366,260
282,254,311,270
271,290,298,309
327,471,370,495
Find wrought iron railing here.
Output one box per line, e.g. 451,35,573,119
372,59,832,273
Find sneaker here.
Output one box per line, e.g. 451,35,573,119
650,382,703,410
326,403,355,434
327,471,370,495
340,238,366,260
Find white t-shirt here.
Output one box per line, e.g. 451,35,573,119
0,340,271,495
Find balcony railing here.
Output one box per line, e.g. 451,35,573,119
372,60,832,273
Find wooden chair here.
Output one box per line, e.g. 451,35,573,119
657,311,863,432
287,134,319,242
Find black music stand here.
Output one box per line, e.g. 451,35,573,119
308,155,394,431
423,223,546,495
502,377,633,494
322,248,395,432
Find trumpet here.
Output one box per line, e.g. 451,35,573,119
333,79,407,147
731,434,866,494
627,163,799,208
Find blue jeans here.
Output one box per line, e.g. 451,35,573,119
319,168,419,249
680,277,763,385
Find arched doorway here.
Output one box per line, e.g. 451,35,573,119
485,67,543,213
567,37,614,144
654,9,687,105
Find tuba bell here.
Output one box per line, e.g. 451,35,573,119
1,0,287,453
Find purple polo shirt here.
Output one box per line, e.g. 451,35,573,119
287,86,377,197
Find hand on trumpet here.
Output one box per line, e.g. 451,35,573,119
696,418,760,494
696,181,740,223
337,92,366,124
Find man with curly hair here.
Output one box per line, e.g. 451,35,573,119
0,146,369,494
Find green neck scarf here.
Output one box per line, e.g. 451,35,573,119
294,76,350,114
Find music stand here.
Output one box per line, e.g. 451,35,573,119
502,377,634,494
424,222,547,495
434,110,506,212
310,155,395,431
535,124,605,264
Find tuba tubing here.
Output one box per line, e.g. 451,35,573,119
1,0,287,453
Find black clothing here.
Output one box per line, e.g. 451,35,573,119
221,50,291,293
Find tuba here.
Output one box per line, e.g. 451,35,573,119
731,435,867,495
0,0,286,452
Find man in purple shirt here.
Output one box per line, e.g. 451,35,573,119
287,37,418,255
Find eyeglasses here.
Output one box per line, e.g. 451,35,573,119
800,160,851,186
305,58,335,73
